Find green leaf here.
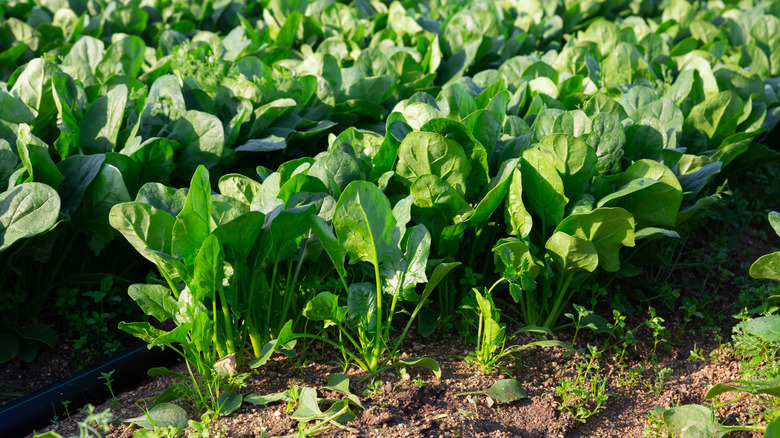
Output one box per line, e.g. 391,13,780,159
520,148,568,234
333,181,401,268
0,183,61,253
95,36,145,81
769,211,780,238
17,124,65,189
381,224,431,299
127,284,179,322
749,253,780,281
308,215,348,282
743,316,780,343
117,322,168,344
79,84,127,154
396,132,472,196
57,154,105,215
109,202,175,267
172,166,212,267
16,323,56,348
483,379,527,403
391,357,442,378
411,174,472,220
706,377,780,400
189,234,224,302
661,405,726,438
216,393,242,415
554,208,635,272
0,333,19,363
290,387,322,421
124,403,189,430
303,292,345,324
545,232,599,273
596,160,682,228
765,416,780,438
538,134,597,197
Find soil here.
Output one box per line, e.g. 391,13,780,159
6,186,779,438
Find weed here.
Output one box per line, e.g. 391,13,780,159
646,367,673,396
616,365,645,389
555,345,614,423
99,370,117,408
687,343,706,361
363,379,383,396
76,404,113,438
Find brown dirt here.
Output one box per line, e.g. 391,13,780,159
23,323,767,438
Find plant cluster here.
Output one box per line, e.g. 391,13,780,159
2,0,780,434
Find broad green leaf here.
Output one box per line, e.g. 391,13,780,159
596,160,682,228
169,110,225,174
172,166,212,267
347,282,377,331
0,183,60,253
769,211,780,237
128,284,178,322
706,377,780,400
389,357,442,378
17,124,65,189
685,91,743,147
216,393,242,415
743,316,780,343
396,132,472,196
17,323,57,348
136,183,187,218
57,154,105,215
308,215,348,282
467,158,516,230
483,379,527,403
506,163,533,238
258,204,316,265
381,224,431,299
0,333,20,363
333,181,402,267
189,234,224,302
95,35,145,81
584,112,625,174
539,134,597,197
79,84,127,154
212,211,266,263
109,202,175,266
124,403,189,430
661,405,726,438
554,208,635,272
303,292,346,325
520,148,568,233
117,321,168,344
420,118,490,201
545,231,598,273
411,174,472,220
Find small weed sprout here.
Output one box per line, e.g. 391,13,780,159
555,345,613,423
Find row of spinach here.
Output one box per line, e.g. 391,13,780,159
2,0,780,370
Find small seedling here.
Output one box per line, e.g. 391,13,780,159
99,370,117,407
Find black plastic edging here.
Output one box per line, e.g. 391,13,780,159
0,343,180,438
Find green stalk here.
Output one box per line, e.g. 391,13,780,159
292,333,368,370
48,233,77,288
381,295,399,350
212,298,224,359
217,286,235,354
279,243,307,332
266,260,280,334
543,273,574,328
370,262,382,371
